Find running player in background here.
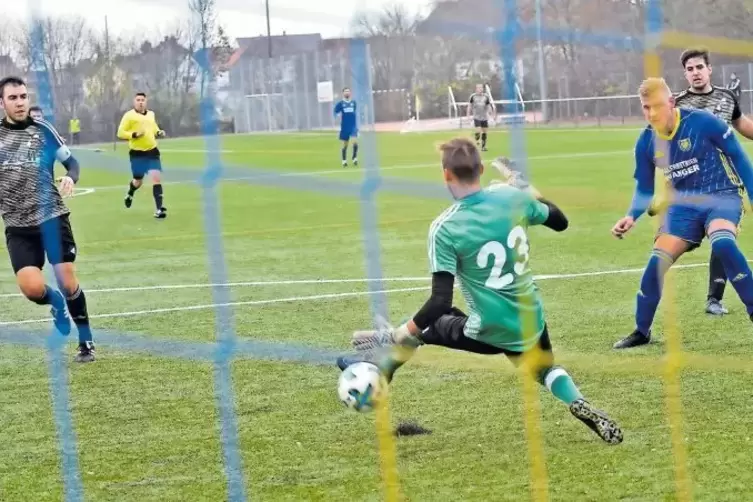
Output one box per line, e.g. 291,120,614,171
467,84,495,152
334,87,358,167
339,139,623,445
648,48,753,316
612,77,753,349
117,92,167,219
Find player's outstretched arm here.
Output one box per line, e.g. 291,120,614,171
536,197,568,231
411,272,455,332
38,119,80,197
614,133,654,238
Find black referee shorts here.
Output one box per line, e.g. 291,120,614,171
473,119,489,129
418,307,553,358
5,214,78,273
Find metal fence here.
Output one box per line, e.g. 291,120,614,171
227,46,410,133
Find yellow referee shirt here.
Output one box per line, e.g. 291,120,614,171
117,109,162,152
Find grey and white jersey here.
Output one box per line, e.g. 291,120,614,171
0,118,70,227
468,92,492,120
674,86,741,125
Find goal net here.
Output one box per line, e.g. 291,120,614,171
401,83,526,133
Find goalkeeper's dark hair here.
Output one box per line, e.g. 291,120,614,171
439,137,482,183
680,47,710,68
0,76,26,99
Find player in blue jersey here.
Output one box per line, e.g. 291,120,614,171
612,77,753,349
334,87,358,167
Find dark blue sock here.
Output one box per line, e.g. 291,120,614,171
341,147,347,161
352,143,359,159
65,286,93,343
710,229,753,315
636,249,674,334
30,285,65,309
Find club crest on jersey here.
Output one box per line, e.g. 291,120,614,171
678,138,691,152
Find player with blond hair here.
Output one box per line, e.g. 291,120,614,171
612,77,753,349
649,48,753,316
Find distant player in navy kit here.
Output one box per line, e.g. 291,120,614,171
648,48,753,316
334,87,358,167
612,77,753,349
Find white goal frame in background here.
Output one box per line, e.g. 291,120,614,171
401,84,525,133
449,83,526,129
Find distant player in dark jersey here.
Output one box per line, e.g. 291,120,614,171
467,84,495,151
333,87,358,167
647,48,753,316
29,105,43,121
338,139,623,444
0,76,95,362
612,77,753,349
728,73,742,101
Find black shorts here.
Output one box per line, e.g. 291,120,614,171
130,149,162,180
418,307,552,358
5,214,77,274
473,119,489,129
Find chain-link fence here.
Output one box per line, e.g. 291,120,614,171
227,47,410,133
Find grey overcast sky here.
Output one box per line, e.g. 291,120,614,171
9,0,430,41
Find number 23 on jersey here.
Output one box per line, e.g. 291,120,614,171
476,225,531,289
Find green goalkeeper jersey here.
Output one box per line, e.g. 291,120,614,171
428,184,550,351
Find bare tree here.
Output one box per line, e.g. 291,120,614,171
0,21,17,57
350,5,422,90
188,0,217,98
17,16,95,119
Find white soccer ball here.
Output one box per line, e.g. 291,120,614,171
337,362,385,412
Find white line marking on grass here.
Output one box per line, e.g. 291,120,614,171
71,188,95,197
0,286,430,326
80,149,633,192
0,261,723,324
0,260,722,299
0,277,429,298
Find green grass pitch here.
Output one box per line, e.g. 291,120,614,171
2,126,753,501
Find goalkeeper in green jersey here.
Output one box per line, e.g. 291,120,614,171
338,138,623,445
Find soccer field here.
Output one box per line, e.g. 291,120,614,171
2,126,753,501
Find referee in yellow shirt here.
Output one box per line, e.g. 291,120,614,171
117,92,167,219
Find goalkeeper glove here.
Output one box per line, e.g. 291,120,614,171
490,156,542,199
352,316,417,352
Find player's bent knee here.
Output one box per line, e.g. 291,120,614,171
132,178,143,187
53,263,79,295
707,218,738,236
16,267,46,300
653,233,690,260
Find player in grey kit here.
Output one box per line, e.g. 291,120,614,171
467,83,495,151
0,76,95,362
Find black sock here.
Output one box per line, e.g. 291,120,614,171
352,143,359,159
481,132,487,147
474,132,480,143
66,286,92,343
708,250,727,301
127,181,140,197
341,147,347,162
153,183,164,210
30,285,65,309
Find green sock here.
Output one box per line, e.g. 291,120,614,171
543,367,583,405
